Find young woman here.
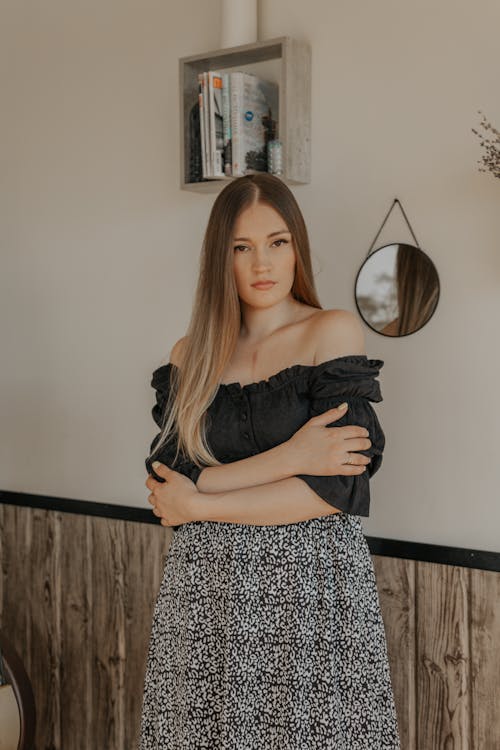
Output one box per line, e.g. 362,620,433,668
139,174,401,749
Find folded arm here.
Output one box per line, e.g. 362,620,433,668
192,474,343,526
195,441,297,493
148,436,301,493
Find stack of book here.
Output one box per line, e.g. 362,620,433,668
189,71,279,182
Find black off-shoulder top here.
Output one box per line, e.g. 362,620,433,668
145,354,385,530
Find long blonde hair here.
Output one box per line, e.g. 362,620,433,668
147,173,323,470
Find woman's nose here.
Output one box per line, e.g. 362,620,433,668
252,249,272,270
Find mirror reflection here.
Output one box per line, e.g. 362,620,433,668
354,243,440,337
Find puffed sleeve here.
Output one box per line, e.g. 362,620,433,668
144,364,203,486
295,355,385,516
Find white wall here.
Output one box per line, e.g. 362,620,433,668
1,0,499,552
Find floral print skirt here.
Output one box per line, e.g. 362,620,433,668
138,512,401,749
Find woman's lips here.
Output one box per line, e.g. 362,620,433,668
252,282,276,289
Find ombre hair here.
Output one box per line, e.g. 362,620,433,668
147,173,323,471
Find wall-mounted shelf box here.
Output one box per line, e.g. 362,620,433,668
179,36,311,192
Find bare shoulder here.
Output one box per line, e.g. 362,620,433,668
169,336,188,367
157,336,188,368
309,308,366,364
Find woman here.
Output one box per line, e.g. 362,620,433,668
139,174,401,749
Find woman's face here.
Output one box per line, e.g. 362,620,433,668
232,202,296,309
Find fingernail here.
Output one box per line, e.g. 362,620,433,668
338,402,348,410
152,461,161,469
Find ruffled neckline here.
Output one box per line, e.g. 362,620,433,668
154,354,383,395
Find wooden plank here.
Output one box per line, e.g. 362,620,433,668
90,515,126,750
0,505,33,667
373,554,416,750
1,506,52,746
122,519,171,748
60,512,92,750
0,504,3,626
470,567,500,748
416,561,471,749
28,507,62,749
282,36,311,182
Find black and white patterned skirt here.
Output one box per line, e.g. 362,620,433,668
138,512,401,749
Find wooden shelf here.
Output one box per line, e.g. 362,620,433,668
179,36,311,192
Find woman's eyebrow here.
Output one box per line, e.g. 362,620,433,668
233,229,291,241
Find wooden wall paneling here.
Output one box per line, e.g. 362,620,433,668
373,554,417,750
60,512,92,750
2,502,500,750
0,505,3,625
122,520,171,749
1,504,32,657
1,506,37,740
30,507,62,749
469,567,500,749
416,561,471,749
90,515,127,750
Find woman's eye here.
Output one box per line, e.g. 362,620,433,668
233,239,288,252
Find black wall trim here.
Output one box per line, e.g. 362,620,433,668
365,536,500,572
1,490,499,572
0,490,158,525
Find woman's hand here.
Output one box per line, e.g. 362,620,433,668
145,461,199,527
286,404,372,476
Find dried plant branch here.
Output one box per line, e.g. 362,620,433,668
472,110,500,179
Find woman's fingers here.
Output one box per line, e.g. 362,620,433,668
343,453,371,465
342,436,372,451
340,462,370,474
314,409,371,444
312,405,348,424
341,425,370,440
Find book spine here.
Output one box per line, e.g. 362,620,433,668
221,72,232,176
230,71,243,176
197,73,206,178
207,71,214,177
209,71,225,177
203,72,212,176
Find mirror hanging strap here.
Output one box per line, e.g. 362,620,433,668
367,198,420,257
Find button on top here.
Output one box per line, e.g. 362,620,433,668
241,412,248,421
243,431,250,440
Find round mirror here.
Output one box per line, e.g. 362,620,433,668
354,243,440,337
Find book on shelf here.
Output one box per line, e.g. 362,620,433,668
197,73,206,178
192,70,279,181
230,71,278,177
221,72,232,176
188,97,202,183
208,71,225,177
203,72,210,176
